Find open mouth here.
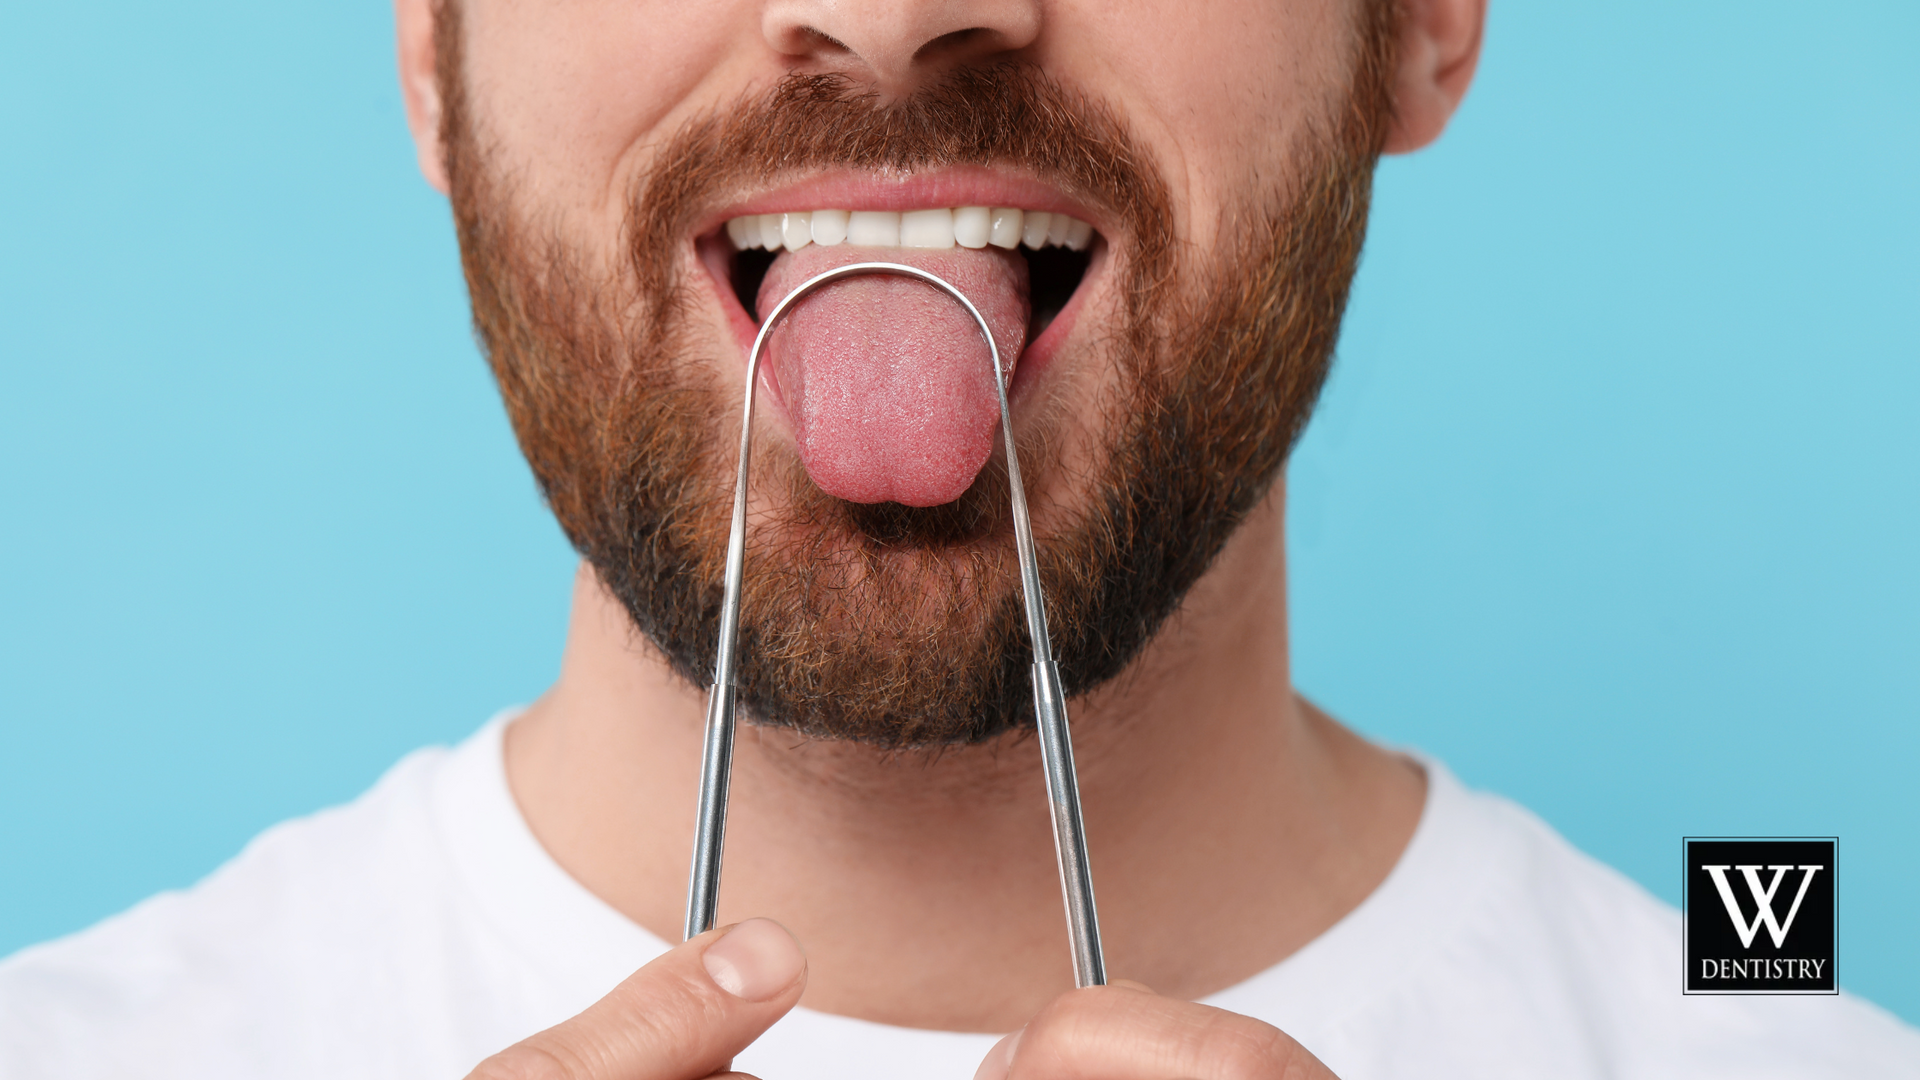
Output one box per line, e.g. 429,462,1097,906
696,201,1103,509
720,206,1098,345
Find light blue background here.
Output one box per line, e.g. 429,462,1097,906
3,0,1915,1028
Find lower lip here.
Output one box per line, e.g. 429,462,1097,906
695,234,1106,410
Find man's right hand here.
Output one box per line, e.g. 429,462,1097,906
464,918,807,1080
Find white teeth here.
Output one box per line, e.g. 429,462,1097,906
847,210,900,246
953,206,991,249
1045,212,1071,248
988,208,1023,249
725,205,1095,254
1064,217,1093,252
757,214,784,251
781,211,812,251
1021,211,1052,250
811,208,849,246
901,208,955,248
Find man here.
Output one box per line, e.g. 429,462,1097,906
2,0,1916,1077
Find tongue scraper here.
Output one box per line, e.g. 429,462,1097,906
682,261,1106,989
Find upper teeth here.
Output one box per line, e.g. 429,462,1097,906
725,207,1095,253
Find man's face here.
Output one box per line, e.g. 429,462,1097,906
435,0,1395,745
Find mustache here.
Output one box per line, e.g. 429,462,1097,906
623,63,1175,301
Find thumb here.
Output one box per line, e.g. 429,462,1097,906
467,918,807,1080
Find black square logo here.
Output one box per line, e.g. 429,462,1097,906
1683,837,1836,994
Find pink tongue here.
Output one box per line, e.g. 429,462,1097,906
757,245,1029,506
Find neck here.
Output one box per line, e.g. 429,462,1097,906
505,483,1424,1032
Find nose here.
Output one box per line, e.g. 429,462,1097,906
762,0,1043,96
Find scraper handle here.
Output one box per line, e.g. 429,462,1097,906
684,682,736,940
1034,659,1106,987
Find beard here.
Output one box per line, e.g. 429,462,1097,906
434,4,1399,749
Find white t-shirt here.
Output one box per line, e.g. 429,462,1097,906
2,716,1915,1079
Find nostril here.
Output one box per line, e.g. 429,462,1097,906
802,26,854,55
913,27,995,63
763,13,854,61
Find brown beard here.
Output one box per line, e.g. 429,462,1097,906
435,3,1399,748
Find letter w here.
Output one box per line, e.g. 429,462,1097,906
1701,864,1824,949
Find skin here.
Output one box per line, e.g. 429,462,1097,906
394,0,1485,1074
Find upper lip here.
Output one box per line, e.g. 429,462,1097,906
694,165,1107,241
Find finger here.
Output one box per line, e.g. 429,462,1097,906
467,918,807,1080
974,985,1167,1080
982,985,1337,1080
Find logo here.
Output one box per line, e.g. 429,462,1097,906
1684,837,1836,994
